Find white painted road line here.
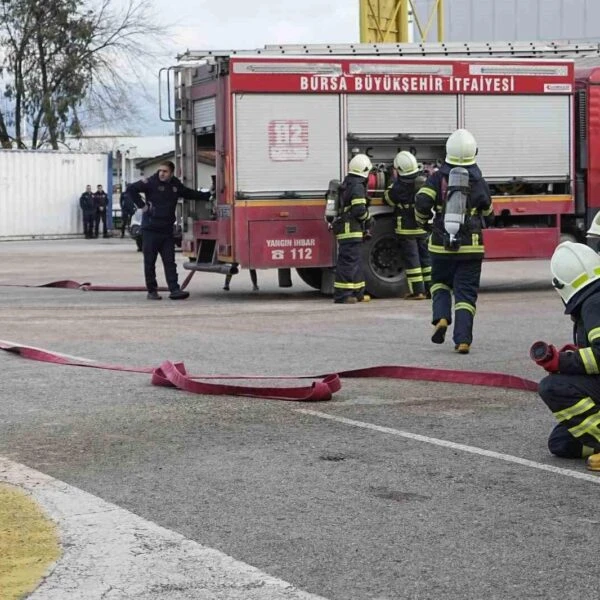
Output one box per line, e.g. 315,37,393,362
297,409,600,485
0,457,330,600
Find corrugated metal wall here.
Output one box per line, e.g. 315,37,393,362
414,0,600,42
0,150,109,239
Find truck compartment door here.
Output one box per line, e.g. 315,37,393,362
347,94,458,134
248,220,334,269
464,95,571,181
234,94,340,194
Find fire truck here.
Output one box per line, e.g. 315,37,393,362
159,41,600,297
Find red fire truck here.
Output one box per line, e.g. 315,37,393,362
160,41,600,297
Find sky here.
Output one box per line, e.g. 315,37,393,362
126,0,362,135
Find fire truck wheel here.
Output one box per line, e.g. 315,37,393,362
361,217,408,298
295,267,323,290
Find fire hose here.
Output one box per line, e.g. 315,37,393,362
0,340,539,401
0,277,540,400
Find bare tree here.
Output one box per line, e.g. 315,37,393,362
0,0,169,149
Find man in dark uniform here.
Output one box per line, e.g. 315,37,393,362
79,184,95,239
119,186,136,238
384,151,431,300
332,153,374,304
93,184,109,238
533,241,600,471
125,160,210,300
414,129,494,354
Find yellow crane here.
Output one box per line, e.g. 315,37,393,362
359,0,444,43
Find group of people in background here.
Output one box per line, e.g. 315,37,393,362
79,184,110,239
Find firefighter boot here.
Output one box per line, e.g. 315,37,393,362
454,343,471,354
431,318,448,344
169,289,190,300
405,293,427,300
334,296,358,304
147,291,162,300
357,294,371,303
586,453,600,471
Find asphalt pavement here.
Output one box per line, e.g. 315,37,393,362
0,237,595,600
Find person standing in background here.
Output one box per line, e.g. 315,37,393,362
79,185,95,239
93,184,109,238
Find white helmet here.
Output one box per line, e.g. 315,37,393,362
445,129,477,166
348,153,373,178
550,241,600,306
587,211,600,238
393,151,419,177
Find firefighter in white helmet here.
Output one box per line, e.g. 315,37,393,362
414,129,494,354
384,151,431,299
331,153,373,304
532,241,600,471
586,210,600,249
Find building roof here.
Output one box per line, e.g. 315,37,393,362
135,151,175,169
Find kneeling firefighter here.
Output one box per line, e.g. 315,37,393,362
414,129,494,354
384,151,431,300
328,153,374,304
532,241,600,471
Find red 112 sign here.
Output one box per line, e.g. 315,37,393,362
268,120,309,162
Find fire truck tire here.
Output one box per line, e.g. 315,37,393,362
361,217,408,298
296,267,323,290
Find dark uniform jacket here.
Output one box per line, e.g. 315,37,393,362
93,191,109,213
414,162,494,258
332,174,371,244
126,173,210,233
384,177,427,237
558,283,600,376
79,192,95,215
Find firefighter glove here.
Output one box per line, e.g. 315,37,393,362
529,341,560,373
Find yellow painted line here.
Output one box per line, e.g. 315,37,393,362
369,195,572,206
235,199,325,207
0,483,60,600
491,195,572,203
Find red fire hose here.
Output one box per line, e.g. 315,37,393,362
0,277,539,400
0,340,539,401
0,271,196,292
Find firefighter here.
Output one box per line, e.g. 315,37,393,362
532,241,600,471
384,151,431,300
414,129,494,354
79,184,95,239
586,210,600,251
332,153,374,304
125,160,210,300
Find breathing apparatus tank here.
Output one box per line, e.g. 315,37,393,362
325,178,341,226
444,167,470,251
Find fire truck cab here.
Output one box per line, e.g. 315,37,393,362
162,42,600,297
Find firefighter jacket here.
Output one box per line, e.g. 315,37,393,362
414,162,494,258
126,173,210,233
558,285,600,376
79,192,95,215
332,174,371,244
383,176,427,237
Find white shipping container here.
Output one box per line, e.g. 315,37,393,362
0,150,110,240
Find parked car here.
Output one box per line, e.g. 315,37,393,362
129,209,183,252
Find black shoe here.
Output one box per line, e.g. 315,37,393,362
169,289,190,300
334,297,358,304
147,291,162,300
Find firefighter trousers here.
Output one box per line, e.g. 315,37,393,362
334,241,365,301
398,235,431,296
430,256,482,345
142,229,180,293
539,373,600,458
